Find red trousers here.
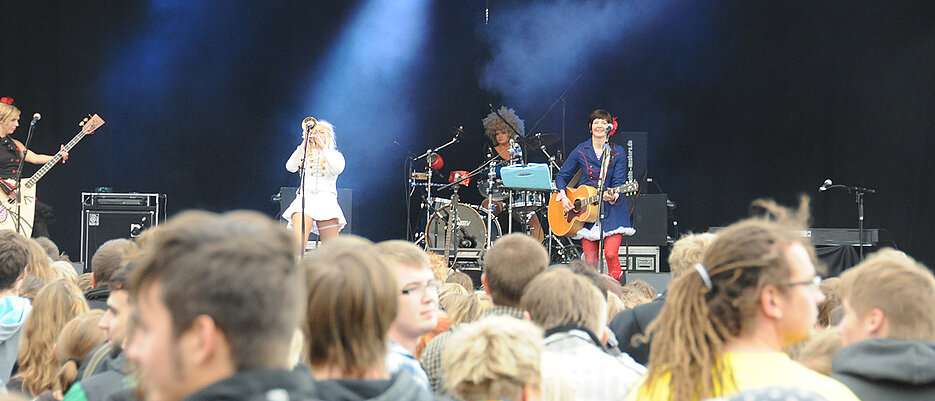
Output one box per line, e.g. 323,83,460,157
581,233,623,279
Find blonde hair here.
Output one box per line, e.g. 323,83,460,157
302,120,337,150
668,232,716,278
443,316,542,400
425,251,450,281
375,240,431,271
0,102,20,123
816,276,841,328
639,196,812,401
838,248,935,341
54,310,107,394
521,267,608,335
50,261,79,284
606,291,626,322
792,330,843,376
623,279,657,301
76,273,94,293
445,293,487,325
15,280,90,395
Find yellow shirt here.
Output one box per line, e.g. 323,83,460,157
627,351,860,401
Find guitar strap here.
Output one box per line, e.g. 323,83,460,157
566,168,582,189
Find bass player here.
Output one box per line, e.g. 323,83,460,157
554,109,633,279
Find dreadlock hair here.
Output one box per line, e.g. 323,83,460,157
637,195,813,401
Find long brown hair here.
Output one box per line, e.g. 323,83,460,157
638,196,812,401
15,280,89,395
55,310,107,394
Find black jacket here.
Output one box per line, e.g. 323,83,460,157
182,369,320,401
608,293,665,365
85,286,110,311
832,338,935,401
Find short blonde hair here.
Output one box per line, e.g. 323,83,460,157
668,232,716,278
445,293,487,325
443,316,542,400
0,102,20,123
838,248,935,341
521,267,607,335
375,240,430,271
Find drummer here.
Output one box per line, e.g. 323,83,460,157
480,107,544,242
482,106,524,163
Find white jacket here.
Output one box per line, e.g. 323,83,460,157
285,146,345,195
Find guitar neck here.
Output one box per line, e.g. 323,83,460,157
582,184,628,205
23,115,102,189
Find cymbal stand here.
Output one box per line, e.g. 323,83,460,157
485,159,497,248
414,132,460,249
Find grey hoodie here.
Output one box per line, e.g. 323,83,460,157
0,295,31,387
831,337,935,401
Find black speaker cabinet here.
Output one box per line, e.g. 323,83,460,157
278,187,353,236
626,193,668,246
80,193,164,269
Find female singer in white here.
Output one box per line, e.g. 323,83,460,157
283,118,346,252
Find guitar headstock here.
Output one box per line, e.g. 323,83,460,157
78,114,105,135
621,179,639,196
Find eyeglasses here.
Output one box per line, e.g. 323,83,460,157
787,275,822,289
401,280,442,296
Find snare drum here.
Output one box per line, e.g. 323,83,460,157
510,191,545,209
477,177,507,201
425,203,501,249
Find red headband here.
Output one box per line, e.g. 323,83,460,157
0,97,13,105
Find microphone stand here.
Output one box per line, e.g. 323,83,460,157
298,129,310,254
12,117,39,235
595,143,612,275
822,182,876,260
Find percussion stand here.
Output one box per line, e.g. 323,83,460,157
414,133,460,249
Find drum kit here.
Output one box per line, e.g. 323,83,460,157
409,130,580,265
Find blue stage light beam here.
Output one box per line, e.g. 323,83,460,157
293,0,432,212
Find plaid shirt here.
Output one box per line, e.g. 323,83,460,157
419,305,526,393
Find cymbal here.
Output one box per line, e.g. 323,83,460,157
522,132,560,147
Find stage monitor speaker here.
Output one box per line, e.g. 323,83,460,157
627,193,668,246
80,193,164,269
278,187,353,235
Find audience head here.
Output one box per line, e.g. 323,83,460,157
125,211,303,401
302,235,397,378
90,238,137,288
0,230,29,291
522,267,607,336
444,293,487,326
425,251,450,281
642,197,822,401
624,279,658,301
445,270,474,292
483,233,548,307
837,249,935,345
49,261,78,283
443,316,543,401
792,330,843,376
668,232,716,279
33,237,61,262
17,279,90,395
375,240,439,347
15,275,44,303
100,265,134,347
816,276,841,329
75,273,93,293
55,310,108,394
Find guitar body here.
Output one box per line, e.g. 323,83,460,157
0,178,38,237
548,186,599,237
547,180,639,237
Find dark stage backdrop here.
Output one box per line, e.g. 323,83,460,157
2,0,933,269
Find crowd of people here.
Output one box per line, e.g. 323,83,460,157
0,195,932,401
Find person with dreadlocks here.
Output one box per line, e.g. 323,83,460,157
627,197,859,401
554,109,633,279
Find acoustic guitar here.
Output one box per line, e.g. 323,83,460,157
547,180,639,237
0,114,104,236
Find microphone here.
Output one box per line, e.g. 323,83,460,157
509,137,522,159
31,113,41,125
605,125,612,134
819,179,832,192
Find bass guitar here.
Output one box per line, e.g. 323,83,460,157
0,114,104,236
547,180,639,236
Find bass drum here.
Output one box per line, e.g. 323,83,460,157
425,203,501,250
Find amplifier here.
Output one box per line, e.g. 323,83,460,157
80,192,166,267
619,245,660,273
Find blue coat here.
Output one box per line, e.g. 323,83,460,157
554,139,634,240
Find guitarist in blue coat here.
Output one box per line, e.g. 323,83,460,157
554,109,634,279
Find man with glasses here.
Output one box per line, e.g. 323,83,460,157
375,240,440,391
